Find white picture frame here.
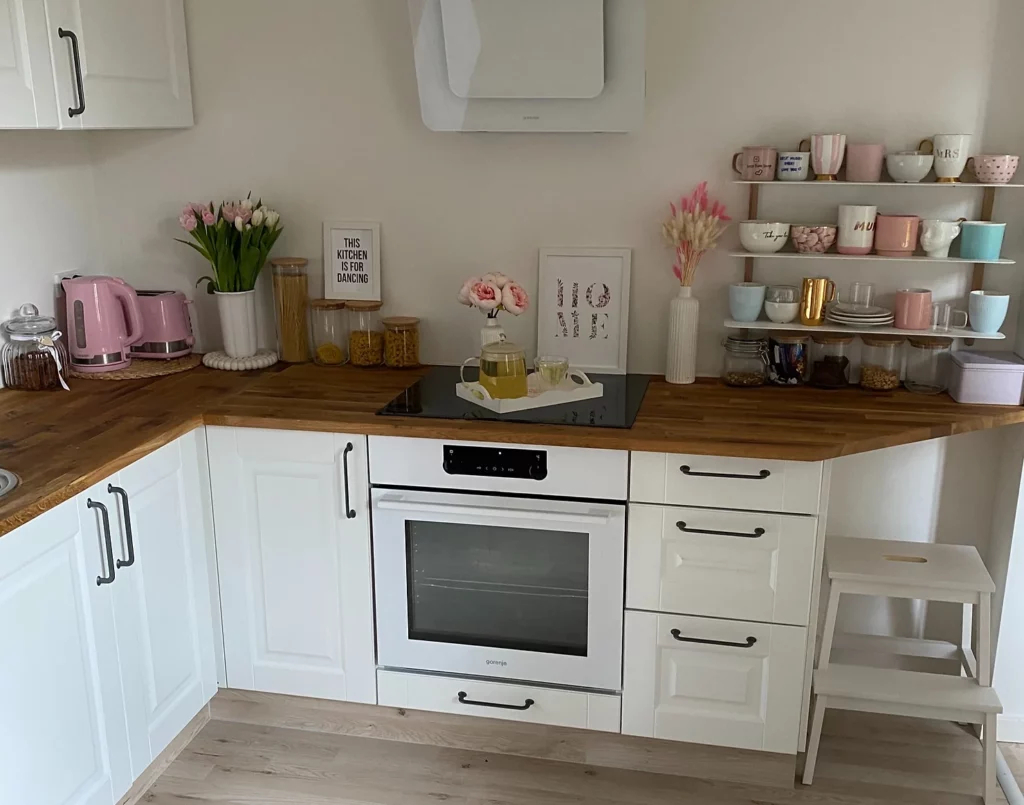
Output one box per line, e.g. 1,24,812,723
324,221,381,302
537,247,631,374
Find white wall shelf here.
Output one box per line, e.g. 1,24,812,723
734,180,1024,188
724,320,1005,340
729,250,1015,266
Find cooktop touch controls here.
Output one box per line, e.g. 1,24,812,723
442,445,548,481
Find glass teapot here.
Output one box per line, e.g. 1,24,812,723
460,340,528,399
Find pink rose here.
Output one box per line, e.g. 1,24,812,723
482,272,510,289
201,208,216,226
501,282,529,315
179,211,198,232
457,276,481,306
468,281,501,311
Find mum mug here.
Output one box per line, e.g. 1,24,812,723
837,204,877,254
732,146,777,181
969,290,1010,334
777,152,810,181
800,134,846,180
920,134,971,182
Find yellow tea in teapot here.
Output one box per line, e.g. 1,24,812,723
478,342,528,399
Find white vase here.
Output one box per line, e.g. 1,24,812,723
481,318,506,347
215,290,258,359
666,286,699,384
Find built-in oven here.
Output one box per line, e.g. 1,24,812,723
369,437,628,692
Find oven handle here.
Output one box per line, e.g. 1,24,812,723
375,497,611,525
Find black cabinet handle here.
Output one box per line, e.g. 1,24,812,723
676,521,765,540
680,465,770,480
58,28,86,118
108,485,135,569
457,691,535,711
342,443,356,520
89,499,115,586
671,629,756,649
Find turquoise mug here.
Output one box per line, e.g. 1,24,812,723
729,282,767,323
960,222,1007,261
968,290,1010,334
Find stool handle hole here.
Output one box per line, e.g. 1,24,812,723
883,554,928,563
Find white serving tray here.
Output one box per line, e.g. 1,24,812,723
457,372,603,414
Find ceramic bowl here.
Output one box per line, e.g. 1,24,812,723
886,152,934,183
791,225,837,254
970,155,1020,184
739,221,790,254
764,300,800,324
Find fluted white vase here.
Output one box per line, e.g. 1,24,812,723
215,290,258,359
666,286,699,384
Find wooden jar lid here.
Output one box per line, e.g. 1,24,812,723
346,300,383,312
271,257,309,267
382,316,419,330
310,299,346,310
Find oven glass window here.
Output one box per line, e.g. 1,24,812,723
406,520,589,656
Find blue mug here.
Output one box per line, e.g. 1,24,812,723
968,290,1010,334
960,222,1007,261
729,282,767,323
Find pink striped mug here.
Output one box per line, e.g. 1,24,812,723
800,134,847,181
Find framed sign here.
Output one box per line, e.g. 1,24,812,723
537,247,631,374
324,221,381,302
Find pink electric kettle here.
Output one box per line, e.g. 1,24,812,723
62,276,144,372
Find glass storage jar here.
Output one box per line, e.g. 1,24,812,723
905,337,952,395
310,299,348,366
809,334,854,388
383,316,421,368
271,257,311,363
1,304,69,391
859,335,903,391
347,300,384,367
721,336,769,387
767,334,809,385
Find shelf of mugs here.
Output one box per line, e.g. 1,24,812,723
729,249,1015,265
723,319,1005,340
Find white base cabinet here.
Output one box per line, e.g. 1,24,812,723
209,427,376,704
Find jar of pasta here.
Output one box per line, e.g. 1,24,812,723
310,299,348,366
270,258,311,363
347,300,384,367
383,316,420,368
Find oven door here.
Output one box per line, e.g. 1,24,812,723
372,488,625,691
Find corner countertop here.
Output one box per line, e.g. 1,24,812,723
3,363,1024,536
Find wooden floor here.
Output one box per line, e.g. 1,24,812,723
142,695,1024,805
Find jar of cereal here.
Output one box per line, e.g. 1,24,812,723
347,300,384,367
383,316,420,368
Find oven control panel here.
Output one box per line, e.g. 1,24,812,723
443,445,548,481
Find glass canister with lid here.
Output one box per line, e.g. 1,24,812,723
270,257,311,363
767,334,809,385
859,335,903,391
310,299,348,366
383,316,421,368
809,334,854,388
905,337,952,395
721,336,769,387
1,304,70,391
347,300,384,367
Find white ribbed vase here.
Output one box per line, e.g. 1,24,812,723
215,290,258,359
666,286,699,384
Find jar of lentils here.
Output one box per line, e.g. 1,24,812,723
859,335,903,391
721,336,769,387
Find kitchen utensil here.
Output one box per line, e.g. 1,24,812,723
894,289,932,330
732,146,777,181
886,151,934,183
846,282,875,309
534,355,570,387
1,303,70,391
801,277,836,326
920,219,963,259
310,299,348,365
845,143,885,182
800,134,846,180
776,151,810,181
968,290,1010,334
875,215,920,256
950,351,1024,405
791,225,836,254
960,222,1007,261
920,134,971,182
905,337,952,394
967,154,1020,184
729,282,767,322
62,276,144,373
931,303,968,333
271,257,311,363
131,290,195,359
837,205,877,254
461,340,528,399
738,221,790,253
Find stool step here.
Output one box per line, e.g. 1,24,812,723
826,537,994,594
814,664,1002,714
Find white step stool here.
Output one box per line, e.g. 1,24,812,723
803,536,1002,804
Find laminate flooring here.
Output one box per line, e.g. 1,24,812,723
141,704,1023,805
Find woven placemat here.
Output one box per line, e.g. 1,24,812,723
69,353,202,381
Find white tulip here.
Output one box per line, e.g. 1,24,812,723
241,198,254,211
235,216,245,232
251,208,265,227
264,210,280,229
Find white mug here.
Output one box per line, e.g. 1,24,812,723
837,205,877,255
921,134,971,182
919,219,963,259
776,151,810,181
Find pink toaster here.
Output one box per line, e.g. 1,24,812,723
131,290,195,360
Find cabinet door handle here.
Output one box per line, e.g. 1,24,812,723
680,465,770,480
108,485,136,568
457,691,535,711
89,499,116,586
342,443,356,520
670,629,756,649
58,28,86,118
676,521,765,539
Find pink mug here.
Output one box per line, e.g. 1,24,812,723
895,289,933,330
732,146,777,181
845,143,886,182
875,214,920,256
967,155,1020,184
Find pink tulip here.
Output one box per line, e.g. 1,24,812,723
468,281,501,311
201,209,216,226
501,282,529,315
179,212,198,232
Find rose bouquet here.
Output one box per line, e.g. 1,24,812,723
457,273,529,318
662,181,730,286
177,195,283,293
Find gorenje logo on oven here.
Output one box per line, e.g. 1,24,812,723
486,659,508,667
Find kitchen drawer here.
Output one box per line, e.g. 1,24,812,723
377,670,620,732
627,504,817,626
630,452,822,515
622,611,806,754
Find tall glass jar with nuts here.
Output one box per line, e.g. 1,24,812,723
347,301,384,367
383,316,420,368
859,336,903,391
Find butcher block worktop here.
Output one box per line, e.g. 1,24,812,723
3,362,1024,535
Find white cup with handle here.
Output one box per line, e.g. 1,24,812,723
920,134,971,182
920,219,963,259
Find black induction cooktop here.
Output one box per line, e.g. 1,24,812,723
378,366,650,429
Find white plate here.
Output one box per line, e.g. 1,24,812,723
830,303,891,317
827,314,894,323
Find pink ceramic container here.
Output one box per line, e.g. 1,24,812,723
968,155,1020,184
790,225,837,253
895,288,932,330
875,214,920,257
845,144,886,182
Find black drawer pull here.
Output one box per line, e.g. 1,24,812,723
457,691,535,711
680,465,770,480
676,521,765,539
88,499,116,586
58,28,86,117
108,485,136,568
671,629,757,649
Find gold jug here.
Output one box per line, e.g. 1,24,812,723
461,341,528,399
801,277,836,326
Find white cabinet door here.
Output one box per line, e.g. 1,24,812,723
44,0,192,129
622,611,807,754
0,490,131,805
210,427,376,704
0,0,57,127
110,430,217,779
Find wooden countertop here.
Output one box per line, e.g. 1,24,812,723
3,362,1024,536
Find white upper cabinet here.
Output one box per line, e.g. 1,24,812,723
209,427,377,704
0,0,58,126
